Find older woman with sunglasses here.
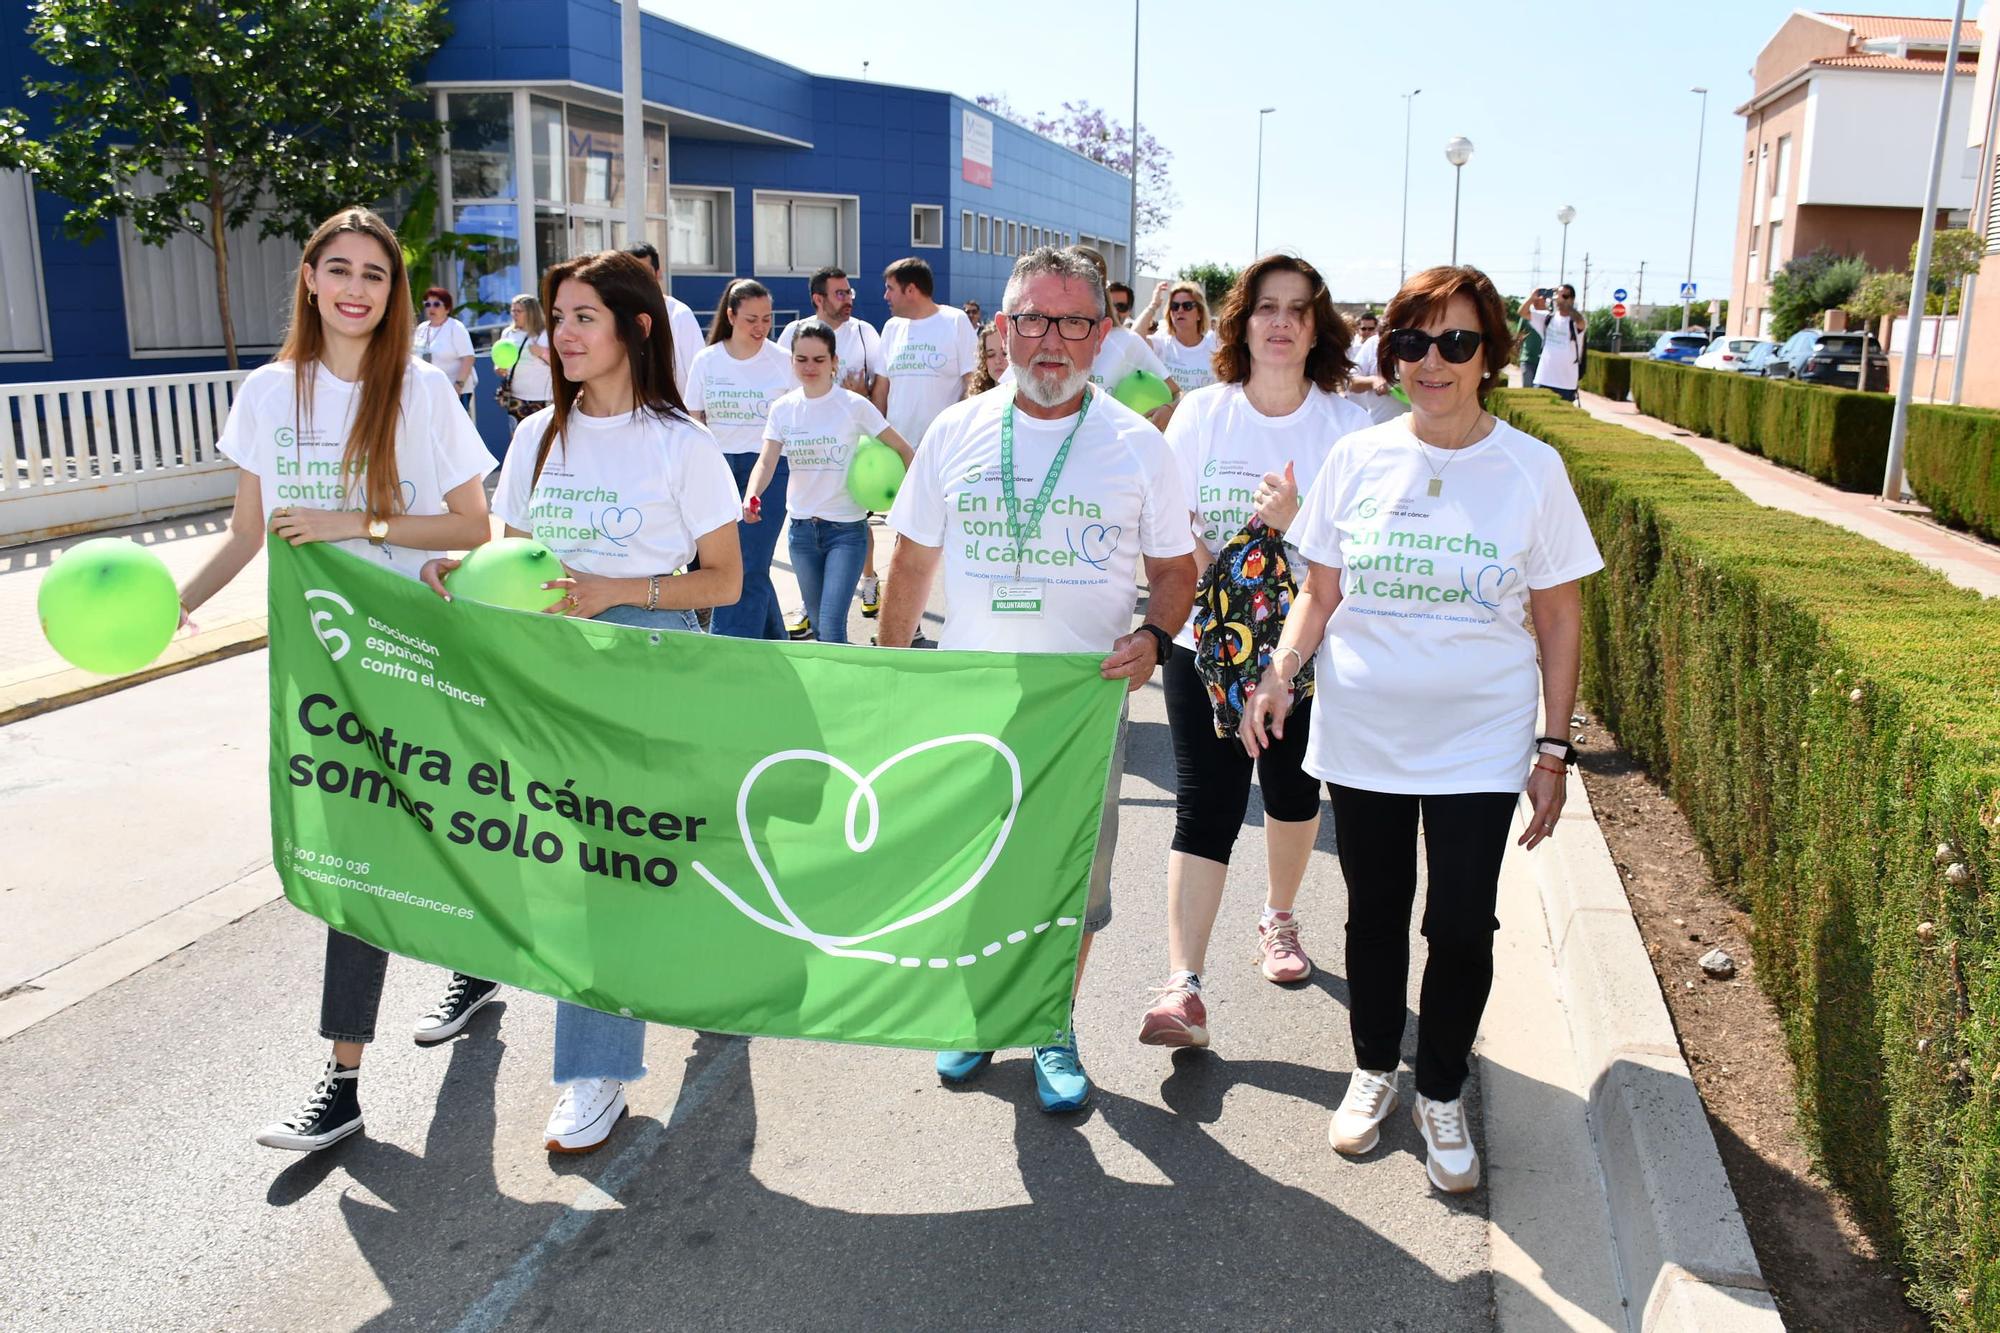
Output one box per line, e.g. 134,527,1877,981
1145,281,1219,394
1241,265,1602,1196
414,287,478,413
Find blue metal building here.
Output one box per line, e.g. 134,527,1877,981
0,0,1135,411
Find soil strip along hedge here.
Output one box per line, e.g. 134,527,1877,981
1490,389,2000,1327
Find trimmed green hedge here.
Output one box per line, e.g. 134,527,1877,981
1628,360,1894,491
1579,354,1632,402
1909,406,2000,545
1491,389,2000,1328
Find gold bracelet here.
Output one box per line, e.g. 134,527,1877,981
645,574,660,613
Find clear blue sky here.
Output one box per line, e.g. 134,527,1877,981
648,0,1967,305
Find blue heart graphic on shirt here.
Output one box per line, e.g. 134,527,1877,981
598,505,645,545
923,351,949,371
1065,522,1123,570
400,480,416,512
1459,562,1518,612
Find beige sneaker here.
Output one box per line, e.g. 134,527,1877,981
1328,1068,1400,1154
1412,1093,1481,1193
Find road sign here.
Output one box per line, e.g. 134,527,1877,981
1679,282,1697,300
1612,302,1628,318
1613,288,1628,302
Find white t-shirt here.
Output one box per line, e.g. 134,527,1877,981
764,387,891,523
215,358,494,582
777,316,881,386
501,331,552,402
870,306,979,445
686,339,795,454
1529,309,1582,392
666,294,703,400
888,387,1195,654
1149,330,1219,392
1289,416,1604,794
1345,335,1411,425
414,317,476,392
493,406,739,577
1163,383,1373,649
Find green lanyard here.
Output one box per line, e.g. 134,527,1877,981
999,386,1092,573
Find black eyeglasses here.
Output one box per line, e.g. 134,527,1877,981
1008,312,1099,341
1169,300,1199,312
1386,328,1484,364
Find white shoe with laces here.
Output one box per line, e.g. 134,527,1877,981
1328,1068,1401,1154
1412,1092,1481,1192
544,1077,627,1154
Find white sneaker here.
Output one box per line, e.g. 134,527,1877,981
544,1077,627,1154
1328,1068,1400,1154
1412,1093,1481,1193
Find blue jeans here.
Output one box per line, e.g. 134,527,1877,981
787,516,869,644
551,604,702,1085
712,452,788,641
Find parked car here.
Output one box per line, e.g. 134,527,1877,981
1646,331,1708,364
1693,337,1769,373
1740,341,1783,376
1761,330,1889,391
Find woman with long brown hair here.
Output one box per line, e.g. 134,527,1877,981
177,206,498,1154
424,249,742,1155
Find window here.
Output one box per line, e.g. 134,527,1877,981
978,214,990,253
1747,225,1759,284
117,175,295,356
1764,221,1783,280
0,170,49,359
911,203,943,248
672,187,733,273
448,92,515,203
1005,220,1018,255
961,210,975,251
754,190,858,275
1771,135,1792,218
1987,145,2000,253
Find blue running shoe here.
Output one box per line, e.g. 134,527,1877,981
935,1050,993,1084
1033,1031,1091,1112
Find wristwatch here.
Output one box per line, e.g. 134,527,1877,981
366,518,390,546
1535,735,1577,766
1135,624,1173,665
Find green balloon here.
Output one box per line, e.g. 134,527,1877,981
491,338,520,372
1390,385,1411,406
1111,369,1172,414
38,537,180,675
445,538,567,612
846,439,906,512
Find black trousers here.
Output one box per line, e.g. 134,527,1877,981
1163,645,1322,865
1327,782,1517,1101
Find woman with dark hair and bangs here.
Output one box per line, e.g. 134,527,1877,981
1140,253,1372,1052
1243,265,1601,1196
177,206,500,1154
425,248,742,1155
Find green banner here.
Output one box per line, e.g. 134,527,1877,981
265,538,1123,1051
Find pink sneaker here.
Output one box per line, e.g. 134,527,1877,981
1138,979,1210,1048
1256,915,1313,984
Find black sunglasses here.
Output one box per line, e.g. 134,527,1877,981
1386,328,1483,364
1169,299,1199,312
422,300,446,308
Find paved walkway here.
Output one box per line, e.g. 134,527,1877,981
1577,390,2000,599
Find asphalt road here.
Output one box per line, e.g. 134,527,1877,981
0,556,1491,1332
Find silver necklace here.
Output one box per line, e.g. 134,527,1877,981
1412,412,1488,496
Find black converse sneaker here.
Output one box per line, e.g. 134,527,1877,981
254,1059,362,1152
412,973,499,1045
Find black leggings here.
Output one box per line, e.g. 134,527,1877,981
1327,782,1518,1101
1165,644,1322,865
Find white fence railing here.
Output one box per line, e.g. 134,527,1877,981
1,368,248,545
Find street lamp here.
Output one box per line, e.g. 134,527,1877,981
1444,136,1474,265
1253,107,1277,257
1399,89,1421,283
1682,87,1709,331
1556,204,1577,286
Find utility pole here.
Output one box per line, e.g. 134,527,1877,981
1582,253,1591,314
1636,260,1646,315
1531,238,1541,291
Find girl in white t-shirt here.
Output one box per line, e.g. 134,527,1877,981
687,279,795,641
1147,280,1220,395
743,320,912,644
176,207,498,1156
423,249,743,1157
1243,265,1602,1196
1143,255,1371,1054
495,292,553,420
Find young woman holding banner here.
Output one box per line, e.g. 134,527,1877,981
423,249,742,1154
175,206,498,1153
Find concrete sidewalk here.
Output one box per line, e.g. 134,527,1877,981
1578,390,2000,598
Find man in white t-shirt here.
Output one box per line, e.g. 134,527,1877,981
776,265,880,397
881,244,1198,1114
1525,285,1584,401
1344,311,1410,426
624,242,705,398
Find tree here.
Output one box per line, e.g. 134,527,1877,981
977,95,1177,271
1845,270,1912,328
1915,228,1983,315
1177,262,1240,311
0,0,449,367
1766,248,1865,341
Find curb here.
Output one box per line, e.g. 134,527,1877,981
1530,766,1785,1332
0,618,268,727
